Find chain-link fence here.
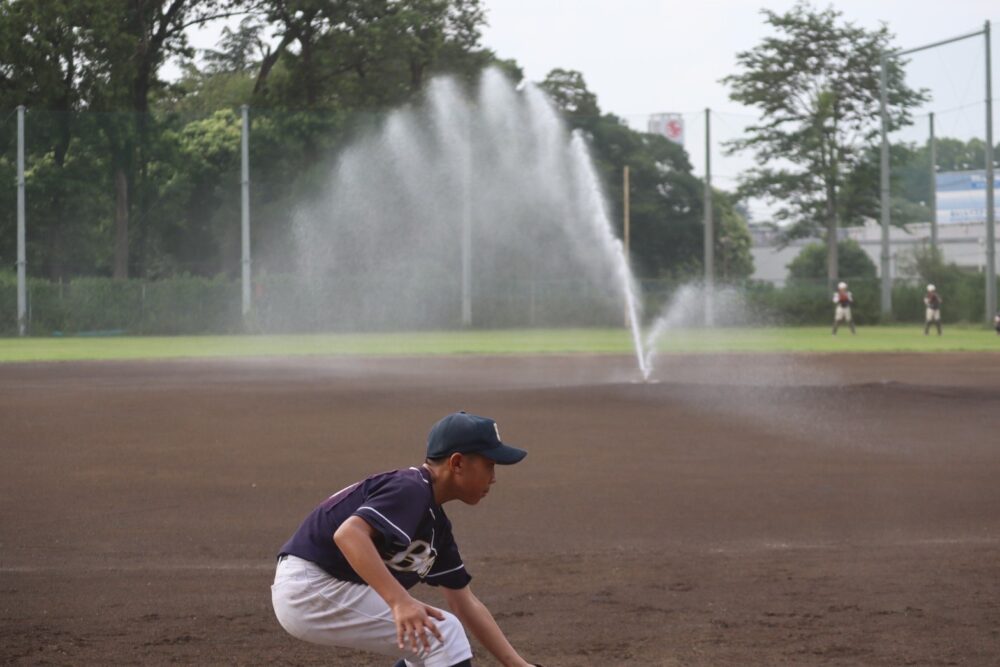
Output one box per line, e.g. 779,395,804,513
4,85,998,335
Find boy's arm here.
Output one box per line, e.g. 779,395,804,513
333,515,444,653
442,585,535,667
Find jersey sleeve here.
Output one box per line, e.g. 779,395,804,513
353,475,428,549
423,515,472,589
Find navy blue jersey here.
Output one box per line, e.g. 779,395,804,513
278,466,471,590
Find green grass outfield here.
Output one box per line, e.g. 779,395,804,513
0,325,997,363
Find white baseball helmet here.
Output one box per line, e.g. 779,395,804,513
837,282,847,290
927,284,936,291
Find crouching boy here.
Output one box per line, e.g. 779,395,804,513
271,411,541,667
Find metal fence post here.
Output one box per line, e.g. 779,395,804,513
17,105,27,336
241,105,251,319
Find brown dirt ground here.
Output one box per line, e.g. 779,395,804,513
1,352,999,666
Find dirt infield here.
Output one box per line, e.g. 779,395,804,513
2,352,999,665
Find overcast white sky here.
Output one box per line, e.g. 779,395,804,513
481,1,998,122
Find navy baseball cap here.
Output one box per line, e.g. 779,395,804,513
426,412,527,464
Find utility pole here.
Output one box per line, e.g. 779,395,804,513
461,123,472,327
703,108,714,326
241,105,252,319
17,105,26,336
879,55,892,318
929,112,938,250
623,165,631,327
984,21,996,325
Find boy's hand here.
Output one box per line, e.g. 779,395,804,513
392,597,445,653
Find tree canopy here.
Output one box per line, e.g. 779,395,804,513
723,1,926,286
786,239,877,283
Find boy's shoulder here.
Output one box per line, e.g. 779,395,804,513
363,466,434,499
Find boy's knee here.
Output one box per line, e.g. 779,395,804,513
424,611,471,667
438,611,471,652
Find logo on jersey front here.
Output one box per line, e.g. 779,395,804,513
385,540,438,577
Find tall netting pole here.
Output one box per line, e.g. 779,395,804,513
879,57,892,318
929,112,937,250
703,107,714,326
241,104,251,319
883,25,993,323
16,105,26,336
461,121,472,327
984,21,996,325
623,165,631,328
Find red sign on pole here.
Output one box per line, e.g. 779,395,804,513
648,113,684,145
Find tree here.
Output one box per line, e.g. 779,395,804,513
88,0,249,278
540,69,753,282
539,68,599,118
786,239,877,283
723,1,926,287
713,191,754,282
250,0,486,109
0,0,115,278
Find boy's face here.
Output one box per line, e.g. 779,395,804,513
453,453,496,505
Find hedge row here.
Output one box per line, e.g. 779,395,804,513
743,273,995,326
1,273,996,336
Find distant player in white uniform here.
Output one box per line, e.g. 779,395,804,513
832,281,856,335
923,284,942,335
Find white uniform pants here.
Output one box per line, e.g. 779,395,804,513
271,555,472,667
926,308,941,322
835,305,852,322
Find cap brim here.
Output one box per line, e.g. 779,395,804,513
478,443,527,465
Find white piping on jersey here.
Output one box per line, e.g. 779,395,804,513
412,466,431,486
357,506,411,543
412,466,436,518
425,563,465,578
327,481,360,501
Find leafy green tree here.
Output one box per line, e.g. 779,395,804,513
786,239,877,283
250,0,486,109
539,69,600,118
714,191,754,281
934,136,998,172
78,0,249,278
723,1,926,287
0,0,116,278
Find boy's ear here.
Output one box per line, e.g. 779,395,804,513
448,452,465,472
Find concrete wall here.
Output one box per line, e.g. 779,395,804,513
750,221,999,286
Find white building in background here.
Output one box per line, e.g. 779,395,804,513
750,220,999,286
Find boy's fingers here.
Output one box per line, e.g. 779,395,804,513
426,605,445,621
406,627,419,653
425,617,444,643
